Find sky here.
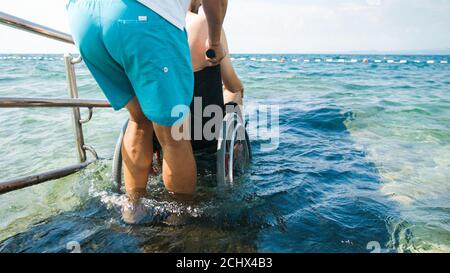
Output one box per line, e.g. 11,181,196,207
0,0,450,54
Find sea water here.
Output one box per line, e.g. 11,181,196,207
0,54,449,252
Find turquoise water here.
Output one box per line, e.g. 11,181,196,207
0,54,449,252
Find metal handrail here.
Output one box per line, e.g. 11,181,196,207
0,95,110,195
0,97,111,108
0,13,114,195
0,11,74,44
0,162,91,195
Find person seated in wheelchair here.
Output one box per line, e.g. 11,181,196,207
186,0,244,153
153,0,244,155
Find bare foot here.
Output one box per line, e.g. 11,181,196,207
122,189,148,224
121,199,147,224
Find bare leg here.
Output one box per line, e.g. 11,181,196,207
122,97,153,201
153,123,197,196
223,90,244,120
223,89,243,106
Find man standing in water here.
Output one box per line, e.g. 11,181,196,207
67,0,228,222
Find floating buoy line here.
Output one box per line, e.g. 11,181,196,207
228,57,449,65
0,55,448,65
0,56,63,61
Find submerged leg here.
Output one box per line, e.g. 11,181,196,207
122,97,154,201
153,123,197,196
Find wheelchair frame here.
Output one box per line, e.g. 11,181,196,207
111,112,251,193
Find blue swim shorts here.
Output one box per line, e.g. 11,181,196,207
67,0,194,126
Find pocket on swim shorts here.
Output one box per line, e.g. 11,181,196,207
112,12,193,126
115,18,169,72
132,56,178,114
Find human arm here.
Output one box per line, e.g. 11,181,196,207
220,29,244,97
202,0,228,65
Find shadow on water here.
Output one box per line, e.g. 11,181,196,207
0,106,400,253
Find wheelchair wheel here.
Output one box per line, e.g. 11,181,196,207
111,119,163,193
216,112,252,186
111,120,129,193
112,113,252,191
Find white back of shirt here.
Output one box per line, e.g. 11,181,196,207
137,0,191,30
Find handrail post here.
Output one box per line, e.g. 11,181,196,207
64,53,86,163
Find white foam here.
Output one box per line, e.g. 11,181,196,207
260,58,268,62
337,59,345,63
326,59,333,62
350,59,358,63
414,60,421,63
426,60,435,64
90,188,203,218
315,59,322,63
292,59,298,62
271,58,278,62
440,60,448,64
239,57,247,61
387,60,395,63
374,60,382,63
250,57,257,61
399,60,407,64
230,57,235,61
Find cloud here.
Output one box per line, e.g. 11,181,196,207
0,0,75,53
1,0,449,53
224,0,450,53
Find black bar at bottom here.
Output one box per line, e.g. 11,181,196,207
0,161,91,195
0,253,442,271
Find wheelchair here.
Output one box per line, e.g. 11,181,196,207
111,107,252,193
